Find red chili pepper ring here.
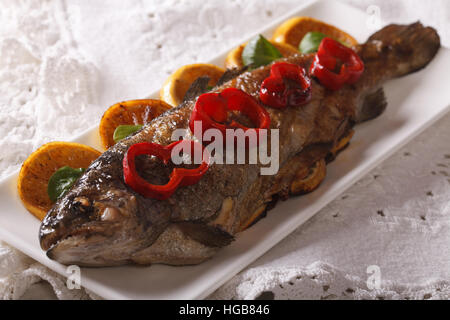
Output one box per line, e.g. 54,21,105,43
260,62,312,109
309,37,364,91
123,140,210,200
189,87,271,143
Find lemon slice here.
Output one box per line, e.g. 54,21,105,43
225,41,298,69
17,142,101,220
99,99,171,150
290,159,327,195
272,16,358,49
330,130,355,157
160,63,225,107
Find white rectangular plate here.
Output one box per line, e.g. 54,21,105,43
1,0,449,299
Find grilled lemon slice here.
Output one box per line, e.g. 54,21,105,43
225,41,298,69
290,159,327,195
17,142,101,220
160,63,225,107
272,16,358,49
329,129,355,159
99,99,171,150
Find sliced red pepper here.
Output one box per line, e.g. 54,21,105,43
260,62,311,109
189,87,271,142
123,140,209,200
309,37,364,91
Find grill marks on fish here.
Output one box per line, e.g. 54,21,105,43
39,23,440,266
216,66,249,86
182,76,211,103
181,66,249,103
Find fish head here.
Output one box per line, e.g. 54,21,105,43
39,168,163,266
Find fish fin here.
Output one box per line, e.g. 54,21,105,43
357,87,387,122
182,76,211,103
366,22,440,78
176,221,234,247
216,66,248,86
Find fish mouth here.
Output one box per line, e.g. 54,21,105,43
40,219,121,266
39,203,159,266
41,220,142,267
39,190,140,260
39,204,127,266
44,225,158,267
39,222,59,252
39,223,113,250
45,234,113,267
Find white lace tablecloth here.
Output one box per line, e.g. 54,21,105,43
1,0,449,300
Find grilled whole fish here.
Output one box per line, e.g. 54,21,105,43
39,23,440,266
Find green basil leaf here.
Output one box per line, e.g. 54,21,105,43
242,34,283,69
299,32,350,54
47,166,85,202
113,125,143,143
299,32,328,54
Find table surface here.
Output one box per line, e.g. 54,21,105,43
0,0,449,300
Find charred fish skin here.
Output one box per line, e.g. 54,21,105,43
39,23,440,267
